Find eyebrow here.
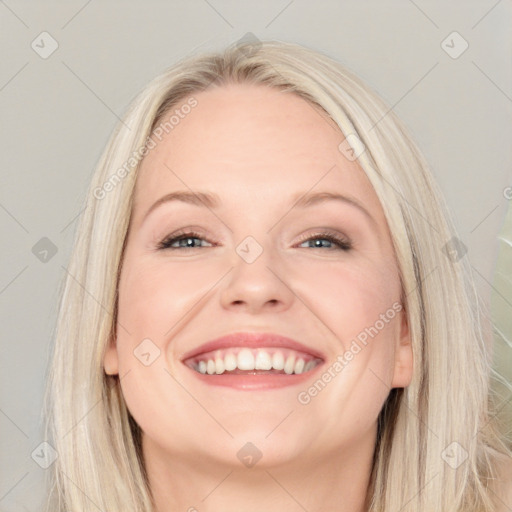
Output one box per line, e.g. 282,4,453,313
142,190,376,227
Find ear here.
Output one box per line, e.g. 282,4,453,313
391,307,413,388
103,333,119,376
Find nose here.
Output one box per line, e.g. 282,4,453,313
219,241,295,315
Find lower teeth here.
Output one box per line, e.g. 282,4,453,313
194,366,316,375
224,369,286,375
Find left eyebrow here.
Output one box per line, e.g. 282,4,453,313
291,191,377,227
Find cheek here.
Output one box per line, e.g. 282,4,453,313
292,256,401,346
117,255,219,340
293,259,401,429
114,257,212,440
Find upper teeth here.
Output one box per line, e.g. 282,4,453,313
191,348,320,375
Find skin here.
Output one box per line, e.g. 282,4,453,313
103,83,413,512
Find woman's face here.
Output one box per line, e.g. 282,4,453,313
104,83,412,470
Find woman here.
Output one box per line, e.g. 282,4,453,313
43,39,512,511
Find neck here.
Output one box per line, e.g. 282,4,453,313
143,425,377,512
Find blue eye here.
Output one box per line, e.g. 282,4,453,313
296,232,352,251
156,230,352,251
157,231,212,250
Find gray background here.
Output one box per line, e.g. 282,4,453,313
1,1,511,510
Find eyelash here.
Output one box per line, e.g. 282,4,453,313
156,229,352,251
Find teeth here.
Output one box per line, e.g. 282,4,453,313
224,352,237,371
284,354,296,375
192,349,320,375
294,358,305,374
215,353,225,374
237,349,255,370
255,350,273,370
272,351,285,370
198,360,207,374
304,360,315,372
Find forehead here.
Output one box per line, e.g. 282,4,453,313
132,83,382,223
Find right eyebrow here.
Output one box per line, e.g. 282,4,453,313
142,191,220,224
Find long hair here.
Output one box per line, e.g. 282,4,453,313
43,38,512,511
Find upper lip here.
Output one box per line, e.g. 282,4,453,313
180,331,326,362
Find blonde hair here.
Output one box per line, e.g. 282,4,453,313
43,39,512,511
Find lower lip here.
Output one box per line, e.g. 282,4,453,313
185,365,324,390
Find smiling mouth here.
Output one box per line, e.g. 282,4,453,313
184,347,323,376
